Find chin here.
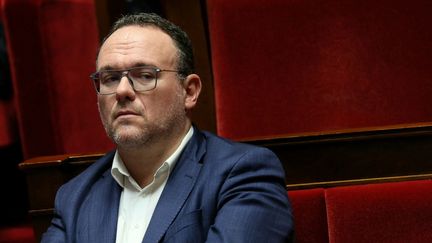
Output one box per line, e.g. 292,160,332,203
110,126,149,147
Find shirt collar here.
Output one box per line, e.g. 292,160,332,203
111,126,194,190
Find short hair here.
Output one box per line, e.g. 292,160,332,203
100,13,194,78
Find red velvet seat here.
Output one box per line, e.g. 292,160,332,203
288,188,329,243
325,180,432,243
1,0,113,159
288,179,432,242
207,0,432,140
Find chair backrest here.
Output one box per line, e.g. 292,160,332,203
1,0,113,158
288,188,329,243
206,0,432,140
325,179,432,242
288,179,432,243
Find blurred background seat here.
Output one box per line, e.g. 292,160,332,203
206,0,432,140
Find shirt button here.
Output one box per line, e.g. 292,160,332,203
134,224,140,229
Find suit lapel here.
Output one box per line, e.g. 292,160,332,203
142,129,206,243
84,157,122,243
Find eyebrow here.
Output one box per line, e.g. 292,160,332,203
98,62,157,71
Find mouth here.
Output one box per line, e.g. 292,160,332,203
114,110,140,119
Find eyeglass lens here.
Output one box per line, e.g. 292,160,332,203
98,67,158,94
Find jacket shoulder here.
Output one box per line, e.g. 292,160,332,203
56,151,115,201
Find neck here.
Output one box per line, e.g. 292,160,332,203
117,121,191,188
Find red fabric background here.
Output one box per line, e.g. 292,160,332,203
0,100,16,146
1,0,113,158
0,0,16,147
0,224,35,243
207,0,432,140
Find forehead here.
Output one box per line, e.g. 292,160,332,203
97,25,178,70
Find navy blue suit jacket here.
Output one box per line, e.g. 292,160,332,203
42,129,293,242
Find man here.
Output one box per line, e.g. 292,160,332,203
42,13,293,243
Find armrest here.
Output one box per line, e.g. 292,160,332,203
19,153,104,241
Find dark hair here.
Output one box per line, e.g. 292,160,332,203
100,13,194,78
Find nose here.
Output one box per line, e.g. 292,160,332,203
115,75,136,101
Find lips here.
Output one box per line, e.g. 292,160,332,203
114,110,140,119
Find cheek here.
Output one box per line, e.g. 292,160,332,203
97,97,112,120
152,89,184,111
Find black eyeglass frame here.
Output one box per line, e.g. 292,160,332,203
89,66,180,95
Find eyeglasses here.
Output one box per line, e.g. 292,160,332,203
89,66,179,95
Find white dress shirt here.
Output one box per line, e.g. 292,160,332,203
111,127,194,243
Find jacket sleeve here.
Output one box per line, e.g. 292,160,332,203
40,186,67,243
205,147,294,243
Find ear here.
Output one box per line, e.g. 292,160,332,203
182,74,202,110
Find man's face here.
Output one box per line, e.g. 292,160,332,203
96,25,188,147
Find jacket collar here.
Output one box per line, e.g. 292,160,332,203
142,127,206,242
84,151,122,243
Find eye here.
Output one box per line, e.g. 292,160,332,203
139,71,156,80
134,70,156,82
100,72,120,85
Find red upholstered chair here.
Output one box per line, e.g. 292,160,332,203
325,180,432,243
1,0,113,159
206,0,432,140
288,188,329,243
